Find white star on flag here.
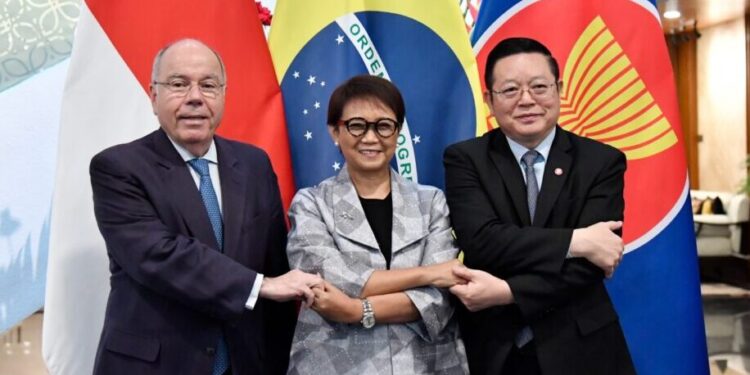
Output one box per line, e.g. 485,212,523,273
303,109,309,115
321,81,326,87
413,135,421,144
304,131,312,140
332,161,341,171
307,75,316,85
314,101,320,109
336,34,344,44
293,71,300,79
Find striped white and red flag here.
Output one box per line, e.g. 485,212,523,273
42,1,293,374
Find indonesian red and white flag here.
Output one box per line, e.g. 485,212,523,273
42,1,293,373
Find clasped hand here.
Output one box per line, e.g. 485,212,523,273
309,281,361,324
423,258,467,288
449,265,514,312
259,269,324,307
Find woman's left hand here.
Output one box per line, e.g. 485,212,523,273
427,258,468,288
310,281,362,324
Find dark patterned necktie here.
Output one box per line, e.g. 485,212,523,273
516,150,540,348
187,158,228,375
521,150,540,224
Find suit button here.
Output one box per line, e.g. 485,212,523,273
205,347,216,356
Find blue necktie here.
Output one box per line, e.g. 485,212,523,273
187,158,229,375
516,150,540,348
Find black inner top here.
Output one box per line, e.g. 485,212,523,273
359,192,393,269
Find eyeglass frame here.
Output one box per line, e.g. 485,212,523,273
336,117,401,138
489,82,559,100
152,78,226,98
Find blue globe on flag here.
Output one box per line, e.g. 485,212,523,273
280,11,477,190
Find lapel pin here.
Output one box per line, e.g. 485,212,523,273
339,211,353,220
554,168,563,176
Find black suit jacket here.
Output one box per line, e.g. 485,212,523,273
90,129,295,375
444,127,635,375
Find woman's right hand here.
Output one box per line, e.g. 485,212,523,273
427,259,467,288
310,281,361,324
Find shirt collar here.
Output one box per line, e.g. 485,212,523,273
167,136,218,164
507,127,556,164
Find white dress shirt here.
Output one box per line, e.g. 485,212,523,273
506,127,555,188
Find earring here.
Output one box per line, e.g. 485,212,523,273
334,141,339,147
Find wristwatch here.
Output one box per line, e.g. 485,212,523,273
360,299,375,329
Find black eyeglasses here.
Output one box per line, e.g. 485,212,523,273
152,78,225,98
337,117,400,138
490,82,557,100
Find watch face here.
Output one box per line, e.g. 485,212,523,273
362,315,375,329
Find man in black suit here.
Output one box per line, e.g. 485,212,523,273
90,39,322,375
445,37,636,375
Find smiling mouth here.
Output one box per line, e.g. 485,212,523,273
514,114,544,123
359,150,382,156
178,115,209,122
515,113,542,119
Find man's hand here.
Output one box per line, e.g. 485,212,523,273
259,269,323,307
569,221,624,277
426,259,468,288
449,266,513,312
310,281,361,323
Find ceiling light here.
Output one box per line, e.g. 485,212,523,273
663,0,681,19
664,10,681,19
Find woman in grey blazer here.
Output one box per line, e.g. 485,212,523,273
286,75,468,375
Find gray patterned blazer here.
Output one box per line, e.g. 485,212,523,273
286,167,468,375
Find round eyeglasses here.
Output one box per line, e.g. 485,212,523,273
337,117,400,138
152,78,225,99
490,82,558,100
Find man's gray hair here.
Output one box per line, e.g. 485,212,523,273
150,38,227,83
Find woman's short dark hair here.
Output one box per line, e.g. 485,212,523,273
327,75,405,126
484,37,560,89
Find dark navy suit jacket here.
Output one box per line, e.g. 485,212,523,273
90,129,294,374
444,127,636,375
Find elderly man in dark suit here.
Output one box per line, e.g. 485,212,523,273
444,37,636,375
89,39,322,375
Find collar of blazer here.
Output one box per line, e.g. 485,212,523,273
330,166,428,253
487,125,573,227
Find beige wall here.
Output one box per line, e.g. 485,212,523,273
697,18,747,191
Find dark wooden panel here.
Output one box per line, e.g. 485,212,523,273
667,33,699,187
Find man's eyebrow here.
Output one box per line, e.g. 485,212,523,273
163,73,221,81
496,79,519,86
529,75,553,81
201,74,222,81
164,74,188,80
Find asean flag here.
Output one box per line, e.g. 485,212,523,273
472,1,708,374
42,1,293,374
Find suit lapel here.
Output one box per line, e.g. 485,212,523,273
487,131,532,225
216,137,247,259
534,127,572,227
151,130,218,250
390,172,427,254
331,167,380,250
